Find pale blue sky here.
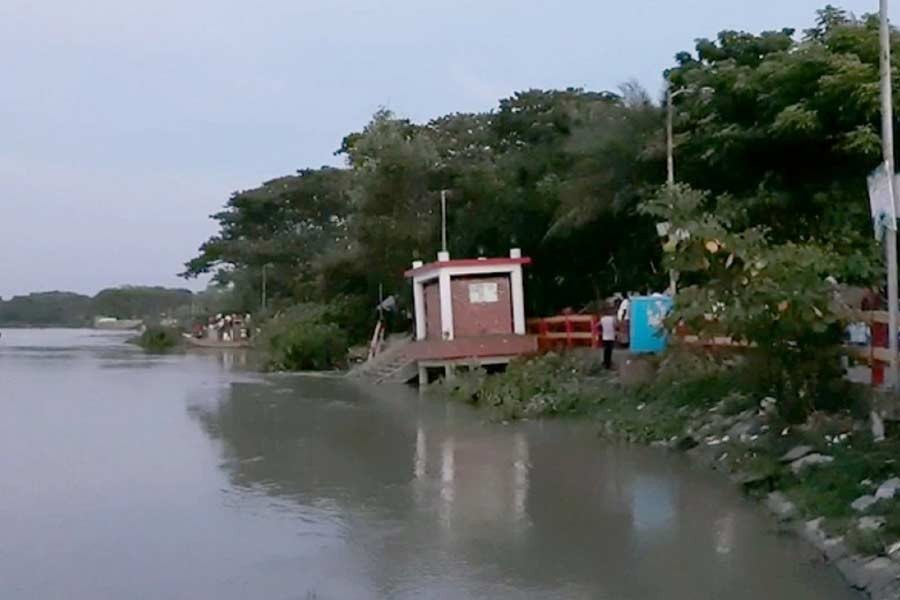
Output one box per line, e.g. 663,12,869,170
0,1,888,296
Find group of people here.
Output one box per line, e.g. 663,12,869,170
194,313,252,342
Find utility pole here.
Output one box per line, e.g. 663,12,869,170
440,189,448,253
665,83,683,294
261,264,268,312
880,0,900,390
666,85,676,186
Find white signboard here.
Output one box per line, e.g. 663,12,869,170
867,162,898,240
469,282,499,304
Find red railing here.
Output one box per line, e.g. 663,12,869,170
674,311,889,388
527,315,599,351
849,311,890,386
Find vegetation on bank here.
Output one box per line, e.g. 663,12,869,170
257,304,349,371
134,326,183,353
181,7,887,352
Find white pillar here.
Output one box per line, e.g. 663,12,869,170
413,279,426,340
439,270,454,340
511,265,526,335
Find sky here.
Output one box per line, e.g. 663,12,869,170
0,0,890,297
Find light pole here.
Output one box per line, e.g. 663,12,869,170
879,0,900,390
261,264,269,312
664,83,714,295
440,189,448,253
666,84,713,185
666,86,684,186
665,85,689,294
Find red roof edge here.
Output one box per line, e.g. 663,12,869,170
404,257,532,278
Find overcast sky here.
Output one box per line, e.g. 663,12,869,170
0,0,889,297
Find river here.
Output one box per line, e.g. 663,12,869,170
0,329,858,599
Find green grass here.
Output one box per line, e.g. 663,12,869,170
780,439,900,520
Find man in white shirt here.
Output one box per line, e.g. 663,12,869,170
599,311,617,370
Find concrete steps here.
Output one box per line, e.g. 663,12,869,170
348,336,418,383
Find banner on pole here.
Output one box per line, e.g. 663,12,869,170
868,162,898,241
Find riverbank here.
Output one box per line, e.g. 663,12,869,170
432,349,900,599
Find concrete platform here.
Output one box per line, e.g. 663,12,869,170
406,334,537,362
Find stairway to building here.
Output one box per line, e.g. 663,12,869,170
348,335,418,384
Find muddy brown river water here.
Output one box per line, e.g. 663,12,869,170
0,329,858,599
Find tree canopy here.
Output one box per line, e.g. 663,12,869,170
183,6,894,342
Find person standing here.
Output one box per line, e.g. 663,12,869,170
599,310,617,370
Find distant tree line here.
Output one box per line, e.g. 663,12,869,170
0,286,199,327
171,7,900,342
0,292,94,327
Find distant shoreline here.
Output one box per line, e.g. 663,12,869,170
0,324,93,329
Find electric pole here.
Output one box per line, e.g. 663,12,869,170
440,189,448,253
667,85,676,186
880,0,900,390
261,264,268,312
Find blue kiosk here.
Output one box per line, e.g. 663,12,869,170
629,295,673,354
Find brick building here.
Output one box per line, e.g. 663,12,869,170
404,249,538,382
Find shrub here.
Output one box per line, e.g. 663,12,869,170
135,326,182,352
259,303,349,371
438,351,605,420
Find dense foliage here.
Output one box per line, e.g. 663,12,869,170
641,184,857,421
184,90,666,336
183,7,896,347
665,6,886,275
257,304,350,371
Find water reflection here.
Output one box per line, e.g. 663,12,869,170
513,433,529,524
0,330,859,599
187,377,856,600
438,435,455,530
631,475,676,535
716,513,736,556
414,423,426,480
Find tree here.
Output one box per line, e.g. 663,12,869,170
180,6,895,349
641,185,860,421
183,167,353,311
665,16,887,280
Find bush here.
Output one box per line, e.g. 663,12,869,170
259,304,349,371
438,351,605,420
135,326,182,352
630,346,754,411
